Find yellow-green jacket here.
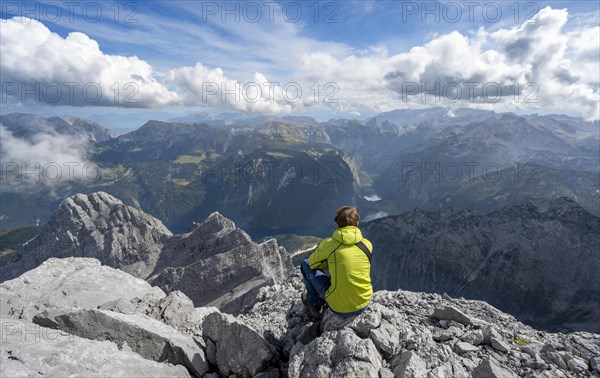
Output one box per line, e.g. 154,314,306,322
308,226,373,313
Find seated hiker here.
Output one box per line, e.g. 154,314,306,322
301,206,373,318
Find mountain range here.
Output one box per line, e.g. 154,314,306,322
1,108,597,237
1,108,598,334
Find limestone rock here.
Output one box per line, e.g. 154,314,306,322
491,337,512,353
32,309,208,377
433,326,462,342
2,210,600,378
202,311,278,377
0,192,171,281
369,319,401,357
567,356,588,373
540,343,567,369
379,367,394,378
149,212,293,314
461,329,484,345
0,318,190,378
393,350,427,378
321,304,383,337
454,341,479,354
432,306,474,326
1,192,293,318
0,257,165,321
288,329,381,378
472,357,518,378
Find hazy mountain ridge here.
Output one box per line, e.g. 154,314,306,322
363,196,600,333
375,114,600,215
0,113,115,142
1,109,598,235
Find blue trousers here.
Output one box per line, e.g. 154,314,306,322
300,259,369,318
300,259,330,305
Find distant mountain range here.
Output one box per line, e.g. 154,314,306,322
0,113,115,142
1,108,598,235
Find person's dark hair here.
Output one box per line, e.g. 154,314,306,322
335,206,360,228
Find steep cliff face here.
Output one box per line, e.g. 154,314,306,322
0,192,171,281
149,212,293,313
363,197,600,333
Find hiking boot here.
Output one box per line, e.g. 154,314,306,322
301,291,323,318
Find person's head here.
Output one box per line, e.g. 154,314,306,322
335,206,360,228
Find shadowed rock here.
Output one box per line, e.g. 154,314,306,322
472,357,518,378
364,197,600,333
149,212,292,313
202,311,278,377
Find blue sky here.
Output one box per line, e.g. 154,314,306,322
1,1,599,126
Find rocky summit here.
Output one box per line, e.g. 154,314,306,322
1,257,599,377
1,191,598,377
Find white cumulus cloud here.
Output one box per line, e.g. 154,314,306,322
0,17,178,108
1,8,598,119
297,7,600,120
0,17,295,113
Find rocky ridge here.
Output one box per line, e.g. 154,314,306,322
1,258,599,377
363,196,600,333
0,192,172,281
0,192,292,315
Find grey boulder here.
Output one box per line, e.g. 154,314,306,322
454,341,479,354
32,309,208,377
392,350,427,378
202,311,278,377
472,357,518,378
432,306,475,326
0,318,190,377
288,329,382,378
0,257,165,321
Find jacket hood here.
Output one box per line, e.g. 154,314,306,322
332,226,363,245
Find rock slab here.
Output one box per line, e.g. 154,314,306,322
33,309,208,377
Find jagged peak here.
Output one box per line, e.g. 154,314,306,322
50,191,172,237
185,211,237,236
61,191,123,207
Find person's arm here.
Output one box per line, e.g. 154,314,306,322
308,239,331,270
